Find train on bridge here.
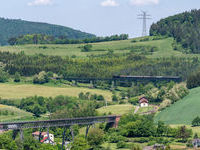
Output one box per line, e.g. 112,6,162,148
112,75,182,82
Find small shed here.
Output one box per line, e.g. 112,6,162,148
139,97,149,107
192,139,200,148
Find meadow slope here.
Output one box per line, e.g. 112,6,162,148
0,104,33,122
155,87,200,125
0,37,187,58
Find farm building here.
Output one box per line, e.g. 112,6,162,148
32,131,54,144
139,97,149,107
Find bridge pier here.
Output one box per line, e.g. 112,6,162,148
85,125,91,138
113,116,121,128
70,126,74,142
39,128,43,142
20,129,24,141
111,80,116,90
89,80,94,88
12,130,19,140
62,127,67,150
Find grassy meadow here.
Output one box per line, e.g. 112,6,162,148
97,104,134,115
0,37,192,58
155,87,200,125
0,83,113,101
0,104,33,122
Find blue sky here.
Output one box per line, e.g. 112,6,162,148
0,0,199,37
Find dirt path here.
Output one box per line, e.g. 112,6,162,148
134,106,140,114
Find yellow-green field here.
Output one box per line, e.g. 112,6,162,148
0,104,33,122
0,83,112,100
170,124,200,136
97,104,134,115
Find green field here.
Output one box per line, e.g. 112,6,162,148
137,105,156,114
0,83,113,101
1,37,200,59
0,37,190,58
97,104,134,115
0,104,33,122
155,87,200,125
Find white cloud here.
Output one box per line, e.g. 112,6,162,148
101,0,119,7
28,0,53,6
130,0,159,6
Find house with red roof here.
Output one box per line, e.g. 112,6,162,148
139,97,149,107
32,131,54,144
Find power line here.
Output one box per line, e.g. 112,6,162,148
137,11,152,37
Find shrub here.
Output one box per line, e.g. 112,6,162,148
140,38,150,42
87,128,104,147
108,133,126,143
81,44,92,52
137,137,149,143
33,71,49,84
131,40,137,43
14,72,21,82
187,71,200,89
117,141,126,148
129,144,142,150
0,69,9,83
70,136,90,150
128,97,138,105
97,95,105,101
112,95,118,102
192,116,200,127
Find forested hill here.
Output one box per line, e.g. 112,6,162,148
150,9,200,54
0,18,95,45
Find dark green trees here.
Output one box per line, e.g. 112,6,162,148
71,136,90,150
0,69,9,83
187,71,200,89
150,9,200,54
20,96,47,117
192,116,200,126
87,128,105,148
0,135,18,150
176,126,192,142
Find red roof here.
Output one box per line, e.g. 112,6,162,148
32,131,47,136
40,136,48,143
139,97,148,104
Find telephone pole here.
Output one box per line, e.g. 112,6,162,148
137,11,151,37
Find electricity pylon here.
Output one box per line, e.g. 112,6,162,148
138,11,151,37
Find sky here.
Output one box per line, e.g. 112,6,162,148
0,0,200,37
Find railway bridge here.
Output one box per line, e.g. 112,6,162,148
0,115,121,149
62,75,182,88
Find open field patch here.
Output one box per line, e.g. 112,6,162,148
0,83,112,101
97,104,134,115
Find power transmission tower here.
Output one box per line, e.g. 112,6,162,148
137,11,151,37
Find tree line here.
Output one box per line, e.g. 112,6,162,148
0,52,200,81
8,34,129,45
